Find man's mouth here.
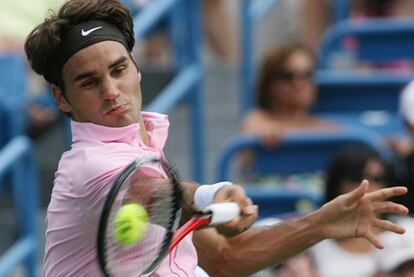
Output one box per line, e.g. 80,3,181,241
105,103,127,116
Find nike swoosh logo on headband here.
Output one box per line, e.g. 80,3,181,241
81,26,103,37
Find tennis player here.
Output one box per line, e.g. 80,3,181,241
25,0,408,276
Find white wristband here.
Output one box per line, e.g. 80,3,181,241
194,181,233,211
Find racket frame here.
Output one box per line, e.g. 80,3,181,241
97,158,182,276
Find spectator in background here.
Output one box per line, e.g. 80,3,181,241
129,0,238,64
241,43,336,147
308,144,393,277
373,216,414,277
201,0,238,63
389,80,414,214
239,43,336,185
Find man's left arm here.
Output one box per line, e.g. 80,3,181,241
192,180,409,277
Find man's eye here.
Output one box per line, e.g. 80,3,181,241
81,79,98,88
114,66,127,75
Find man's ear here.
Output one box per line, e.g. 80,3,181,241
51,84,72,114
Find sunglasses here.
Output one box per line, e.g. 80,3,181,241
275,70,314,82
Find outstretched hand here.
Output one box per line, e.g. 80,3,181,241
316,180,408,249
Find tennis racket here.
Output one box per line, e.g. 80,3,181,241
97,157,240,276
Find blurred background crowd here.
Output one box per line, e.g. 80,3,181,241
2,0,414,276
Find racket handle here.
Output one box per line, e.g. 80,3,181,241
205,202,240,225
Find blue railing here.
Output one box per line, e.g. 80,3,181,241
0,54,27,147
0,136,38,277
130,0,204,182
216,126,393,181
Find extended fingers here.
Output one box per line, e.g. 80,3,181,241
343,180,369,206
364,218,406,249
374,201,409,215
365,230,384,249
374,218,406,234
368,186,408,202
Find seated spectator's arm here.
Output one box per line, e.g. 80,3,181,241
241,109,284,147
300,0,331,53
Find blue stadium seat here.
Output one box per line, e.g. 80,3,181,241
314,17,414,135
314,71,411,113
217,127,392,180
312,71,413,135
318,18,414,69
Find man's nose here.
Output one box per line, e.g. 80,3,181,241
101,77,120,100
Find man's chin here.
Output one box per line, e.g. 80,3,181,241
104,117,138,128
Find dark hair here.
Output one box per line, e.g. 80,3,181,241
25,0,134,90
325,144,391,203
255,43,315,112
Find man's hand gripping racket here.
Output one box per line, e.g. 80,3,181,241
97,157,241,276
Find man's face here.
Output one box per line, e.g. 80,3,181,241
53,40,142,127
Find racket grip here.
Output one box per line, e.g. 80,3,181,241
205,203,240,225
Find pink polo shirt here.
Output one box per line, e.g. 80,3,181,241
43,112,198,277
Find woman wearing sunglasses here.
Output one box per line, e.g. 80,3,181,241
241,42,336,147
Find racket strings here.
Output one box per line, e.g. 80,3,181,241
103,164,181,276
149,185,181,228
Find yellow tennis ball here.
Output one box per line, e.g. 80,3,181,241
113,203,148,246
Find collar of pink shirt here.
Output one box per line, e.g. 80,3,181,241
70,111,170,149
